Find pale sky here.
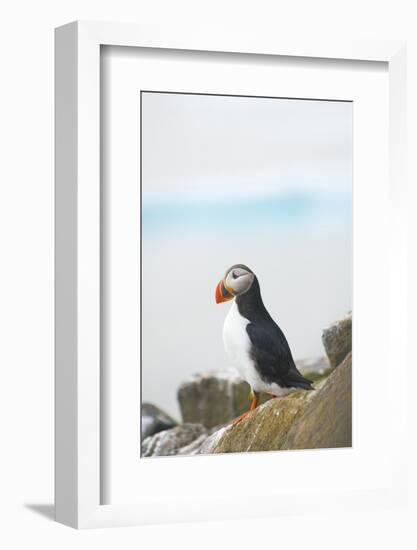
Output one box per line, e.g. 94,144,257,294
142,92,352,201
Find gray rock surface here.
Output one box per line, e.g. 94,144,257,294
141,423,208,457
322,313,352,369
141,402,177,440
177,368,253,429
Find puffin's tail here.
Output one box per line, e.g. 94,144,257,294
285,365,315,391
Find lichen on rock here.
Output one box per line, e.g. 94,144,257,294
200,383,317,454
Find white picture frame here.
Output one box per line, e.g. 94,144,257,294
55,21,407,529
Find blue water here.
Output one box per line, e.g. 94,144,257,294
142,191,352,236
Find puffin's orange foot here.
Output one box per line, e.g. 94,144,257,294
232,411,251,426
232,390,259,426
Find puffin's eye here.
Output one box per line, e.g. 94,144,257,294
232,271,238,279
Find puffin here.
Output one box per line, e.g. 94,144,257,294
215,264,313,425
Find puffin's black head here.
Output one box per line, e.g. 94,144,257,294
215,264,255,304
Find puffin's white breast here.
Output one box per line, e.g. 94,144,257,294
222,301,261,390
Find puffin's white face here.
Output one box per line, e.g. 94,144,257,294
215,264,255,304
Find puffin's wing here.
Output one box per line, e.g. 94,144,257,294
246,323,313,390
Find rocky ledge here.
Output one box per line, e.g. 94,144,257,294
200,352,351,454
177,358,331,429
141,313,352,457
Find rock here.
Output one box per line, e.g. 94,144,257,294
178,368,254,429
199,426,231,454
282,352,352,450
177,358,330,429
322,313,352,369
200,387,314,454
201,353,352,453
177,426,221,455
141,423,208,457
176,433,212,456
141,402,177,440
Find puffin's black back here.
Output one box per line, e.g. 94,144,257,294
236,277,313,390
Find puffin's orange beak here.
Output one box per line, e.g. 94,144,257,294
215,279,233,304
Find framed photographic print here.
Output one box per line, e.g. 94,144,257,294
55,22,407,528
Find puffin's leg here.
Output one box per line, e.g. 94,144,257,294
232,390,259,426
249,391,259,410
